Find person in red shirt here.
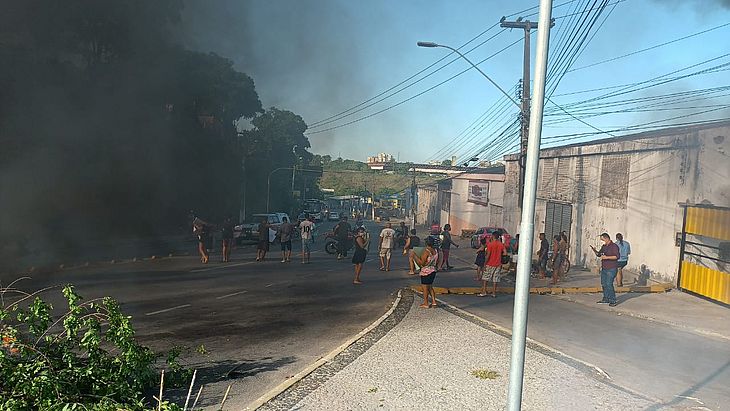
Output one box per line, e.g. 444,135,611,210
479,232,507,297
590,232,620,306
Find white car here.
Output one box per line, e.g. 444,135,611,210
328,211,340,221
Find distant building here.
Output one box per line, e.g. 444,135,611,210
366,152,395,171
416,165,506,234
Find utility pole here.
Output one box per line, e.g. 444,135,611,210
506,0,553,409
500,16,554,209
410,163,417,229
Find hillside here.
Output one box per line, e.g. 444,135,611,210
317,158,439,196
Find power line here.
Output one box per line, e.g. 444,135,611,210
568,21,730,72
308,0,584,129
305,37,523,135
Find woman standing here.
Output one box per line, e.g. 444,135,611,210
414,236,439,308
192,218,210,264
352,226,368,284
439,224,459,270
474,236,487,281
551,235,566,285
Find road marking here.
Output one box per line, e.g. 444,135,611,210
145,304,191,316
191,260,256,273
216,290,248,299
265,283,275,288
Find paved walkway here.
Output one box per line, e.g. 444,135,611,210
264,296,657,410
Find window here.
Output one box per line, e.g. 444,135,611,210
599,155,631,209
539,158,556,198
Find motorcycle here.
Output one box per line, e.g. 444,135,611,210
325,232,353,255
325,227,370,255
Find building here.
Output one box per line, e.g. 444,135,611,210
501,120,730,286
366,153,395,170
416,165,506,235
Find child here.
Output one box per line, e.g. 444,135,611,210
474,236,487,281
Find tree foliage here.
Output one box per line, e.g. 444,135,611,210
0,1,314,267
0,283,189,409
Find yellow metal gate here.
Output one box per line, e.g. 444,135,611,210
677,204,730,305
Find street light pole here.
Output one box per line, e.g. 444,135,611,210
417,42,521,109
507,1,553,410
266,167,293,213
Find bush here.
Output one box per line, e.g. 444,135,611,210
0,281,190,410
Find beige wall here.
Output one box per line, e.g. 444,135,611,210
504,123,730,283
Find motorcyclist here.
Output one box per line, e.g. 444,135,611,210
333,216,353,259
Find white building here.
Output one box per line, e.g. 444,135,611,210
416,166,506,235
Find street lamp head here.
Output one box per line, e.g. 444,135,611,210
417,41,439,48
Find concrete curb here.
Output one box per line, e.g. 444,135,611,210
413,283,673,295
246,289,404,411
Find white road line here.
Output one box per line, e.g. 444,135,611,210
216,290,248,299
265,283,275,288
145,304,191,316
191,260,256,273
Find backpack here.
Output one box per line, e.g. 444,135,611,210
410,236,421,247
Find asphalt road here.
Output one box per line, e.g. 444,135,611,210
440,247,730,411
4,220,417,409
6,226,728,410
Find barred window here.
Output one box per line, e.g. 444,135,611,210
539,158,556,198
599,156,630,209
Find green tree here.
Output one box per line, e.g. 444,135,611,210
240,108,314,216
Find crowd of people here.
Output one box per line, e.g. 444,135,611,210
192,213,631,308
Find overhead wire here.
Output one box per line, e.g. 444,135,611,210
307,0,585,130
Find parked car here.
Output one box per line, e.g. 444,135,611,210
234,212,291,244
470,227,511,249
328,211,341,221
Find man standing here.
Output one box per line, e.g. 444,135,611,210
479,233,506,298
334,216,352,259
615,233,631,287
378,222,396,271
256,217,270,262
590,233,621,306
278,217,294,263
299,216,315,264
536,233,549,279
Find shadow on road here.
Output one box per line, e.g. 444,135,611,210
643,360,730,411
189,356,298,385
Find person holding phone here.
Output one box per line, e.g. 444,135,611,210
590,233,620,307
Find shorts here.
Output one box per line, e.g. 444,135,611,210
482,265,502,283
379,247,392,258
222,238,232,247
352,247,367,264
475,251,486,267
420,271,437,285
257,240,269,251
302,238,312,253
617,260,628,268
539,255,548,269
280,240,292,251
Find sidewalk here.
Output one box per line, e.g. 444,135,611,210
259,293,656,410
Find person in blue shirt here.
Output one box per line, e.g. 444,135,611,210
615,233,631,287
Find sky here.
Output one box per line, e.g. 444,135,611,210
179,0,730,164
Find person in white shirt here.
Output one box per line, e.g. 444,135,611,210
379,222,396,271
299,216,316,264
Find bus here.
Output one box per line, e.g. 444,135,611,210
302,199,328,222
